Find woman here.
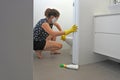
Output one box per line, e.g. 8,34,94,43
33,8,77,58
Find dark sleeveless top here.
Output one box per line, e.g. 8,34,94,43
33,18,53,41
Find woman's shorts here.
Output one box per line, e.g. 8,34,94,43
33,40,46,50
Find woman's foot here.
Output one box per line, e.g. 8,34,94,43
37,54,43,59
35,51,43,59
50,50,61,55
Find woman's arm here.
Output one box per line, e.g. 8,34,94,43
42,23,65,36
53,22,62,31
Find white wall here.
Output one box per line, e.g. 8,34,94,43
34,0,73,49
78,0,108,65
78,0,120,65
0,0,33,80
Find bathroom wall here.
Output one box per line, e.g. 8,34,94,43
0,0,33,80
34,0,73,49
78,0,110,65
78,0,120,65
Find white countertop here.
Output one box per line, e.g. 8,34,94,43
94,12,120,17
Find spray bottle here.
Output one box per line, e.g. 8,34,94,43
60,64,79,70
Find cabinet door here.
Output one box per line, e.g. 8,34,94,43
94,14,120,34
94,33,120,59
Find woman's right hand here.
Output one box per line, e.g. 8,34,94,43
64,25,78,35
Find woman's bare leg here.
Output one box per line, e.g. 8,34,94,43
44,40,62,53
35,50,43,59
34,40,62,58
46,36,61,54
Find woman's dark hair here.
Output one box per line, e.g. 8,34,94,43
45,8,60,18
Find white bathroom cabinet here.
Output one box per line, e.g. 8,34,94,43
94,13,120,60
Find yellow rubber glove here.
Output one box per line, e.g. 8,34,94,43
64,25,78,35
61,35,66,41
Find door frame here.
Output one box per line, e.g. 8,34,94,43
72,0,80,65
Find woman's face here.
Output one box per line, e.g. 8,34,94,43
48,16,59,24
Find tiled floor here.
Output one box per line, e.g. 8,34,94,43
33,49,120,80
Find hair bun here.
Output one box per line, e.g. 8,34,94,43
45,8,60,18
45,8,52,17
